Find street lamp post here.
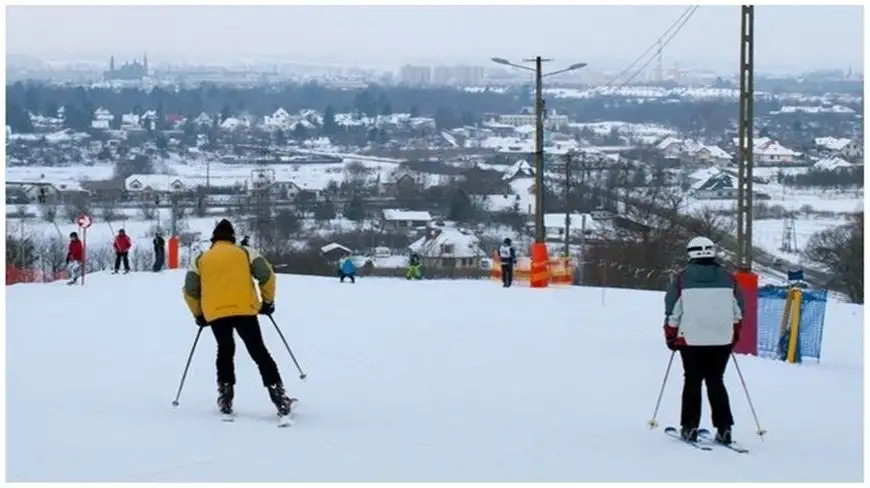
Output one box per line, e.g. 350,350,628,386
492,56,587,288
491,57,587,243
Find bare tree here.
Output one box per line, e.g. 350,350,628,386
39,203,59,223
97,198,123,223
63,195,90,223
803,213,863,303
140,199,158,220
34,235,68,280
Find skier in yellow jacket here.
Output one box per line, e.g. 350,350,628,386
182,219,294,419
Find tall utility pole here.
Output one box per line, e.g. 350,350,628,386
531,56,547,243
491,56,588,243
563,151,572,258
735,5,755,270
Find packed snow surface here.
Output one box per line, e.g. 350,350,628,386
6,272,863,482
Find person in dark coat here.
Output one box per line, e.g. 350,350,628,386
497,238,517,287
663,236,745,445
153,232,166,272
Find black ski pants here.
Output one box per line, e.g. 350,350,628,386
679,344,734,430
210,315,282,387
338,270,355,283
501,263,514,287
114,252,130,272
153,251,165,272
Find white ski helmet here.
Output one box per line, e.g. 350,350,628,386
687,236,716,259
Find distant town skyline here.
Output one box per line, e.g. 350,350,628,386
7,4,864,74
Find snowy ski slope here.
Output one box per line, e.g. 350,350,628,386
6,272,864,482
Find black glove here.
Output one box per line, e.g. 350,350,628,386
195,315,208,327
259,302,275,316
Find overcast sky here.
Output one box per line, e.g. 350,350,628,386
6,4,864,73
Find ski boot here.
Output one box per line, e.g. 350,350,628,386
267,383,296,417
679,426,699,442
714,427,733,445
217,382,234,416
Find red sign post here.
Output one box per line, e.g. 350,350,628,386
76,213,92,285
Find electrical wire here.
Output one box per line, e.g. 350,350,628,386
604,5,699,89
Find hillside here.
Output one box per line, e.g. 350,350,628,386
6,272,863,482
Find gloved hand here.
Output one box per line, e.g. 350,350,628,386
732,320,742,347
195,315,208,327
663,325,686,351
259,302,275,316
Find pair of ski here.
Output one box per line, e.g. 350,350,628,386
664,426,750,453
221,398,298,428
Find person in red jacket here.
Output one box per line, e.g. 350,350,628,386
66,232,84,285
113,229,132,274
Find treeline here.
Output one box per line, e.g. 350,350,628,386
779,166,863,189
7,80,791,138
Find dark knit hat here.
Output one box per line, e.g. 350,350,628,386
211,218,236,243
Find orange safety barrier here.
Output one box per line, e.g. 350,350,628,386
547,257,574,285
490,249,573,287
6,265,69,285
529,242,549,288
168,235,180,269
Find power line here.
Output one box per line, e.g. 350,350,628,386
615,5,699,88
604,5,699,88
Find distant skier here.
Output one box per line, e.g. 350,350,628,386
66,232,84,285
406,252,423,280
112,229,132,274
498,237,516,287
338,256,356,283
153,232,166,272
663,236,745,445
182,219,295,420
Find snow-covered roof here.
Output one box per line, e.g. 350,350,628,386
754,140,800,157
690,173,736,192
382,209,432,222
814,157,853,171
408,226,483,259
814,137,852,151
502,159,535,180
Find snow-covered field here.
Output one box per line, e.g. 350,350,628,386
685,190,863,215
6,272,864,482
753,217,849,262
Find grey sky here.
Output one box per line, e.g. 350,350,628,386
6,4,864,73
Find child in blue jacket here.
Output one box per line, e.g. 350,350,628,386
338,257,356,283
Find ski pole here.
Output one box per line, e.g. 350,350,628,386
731,353,767,439
267,314,307,380
647,350,676,429
172,326,203,407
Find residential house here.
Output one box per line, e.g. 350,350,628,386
408,225,484,269
815,137,863,161
125,174,188,200
91,108,114,130
688,172,769,200
499,107,569,130
7,179,90,203
657,137,731,166
689,172,739,200
753,140,800,165
193,112,214,128
381,209,432,230
502,159,535,181
263,108,292,130
813,157,853,172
